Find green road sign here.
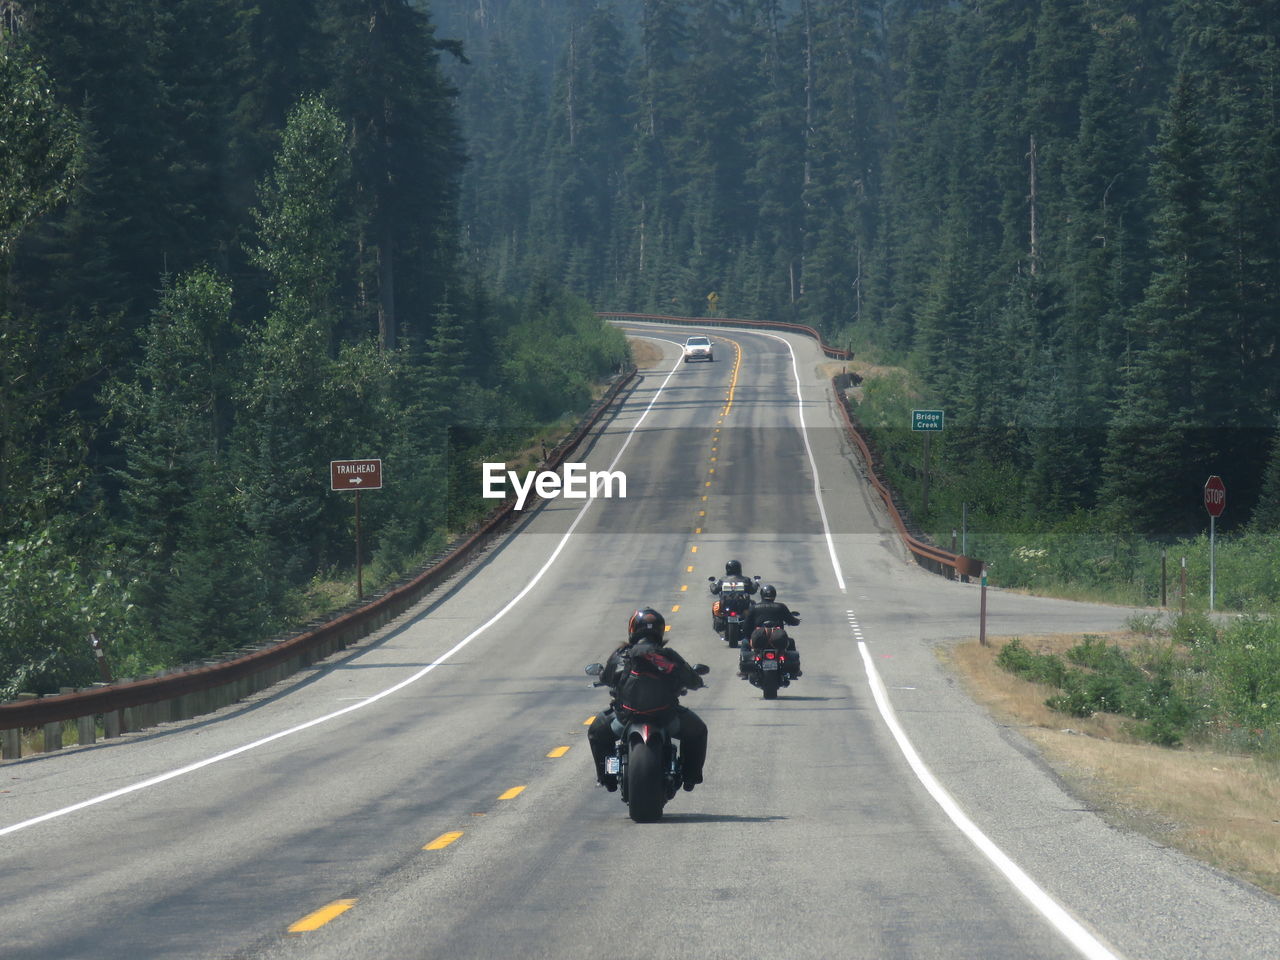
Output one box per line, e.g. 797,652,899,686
911,409,944,432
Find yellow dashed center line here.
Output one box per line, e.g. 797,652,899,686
722,338,742,416
585,715,596,725
424,831,464,851
498,786,527,799
680,584,688,591
547,746,571,758
671,604,680,612
289,900,357,933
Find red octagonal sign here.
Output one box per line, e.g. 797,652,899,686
1204,475,1226,518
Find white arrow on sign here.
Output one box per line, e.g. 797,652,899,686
350,477,364,485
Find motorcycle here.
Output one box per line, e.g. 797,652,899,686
709,574,759,648
586,661,710,822
739,619,802,700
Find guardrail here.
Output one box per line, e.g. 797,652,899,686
832,379,983,580
0,367,640,760
598,311,853,360
603,310,980,579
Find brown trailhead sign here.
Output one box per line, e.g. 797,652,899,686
330,459,383,490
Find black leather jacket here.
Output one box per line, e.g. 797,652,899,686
742,600,800,635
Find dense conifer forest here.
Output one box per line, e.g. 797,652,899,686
0,0,626,694
443,0,1280,541
2,0,1279,694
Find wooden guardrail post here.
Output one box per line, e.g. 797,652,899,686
77,715,97,746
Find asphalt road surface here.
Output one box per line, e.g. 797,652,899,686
3,323,1278,960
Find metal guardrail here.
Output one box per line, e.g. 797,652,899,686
832,379,983,580
598,311,853,360
0,367,640,759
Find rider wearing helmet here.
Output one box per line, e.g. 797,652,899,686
587,608,709,792
708,559,759,633
709,559,758,596
740,584,802,677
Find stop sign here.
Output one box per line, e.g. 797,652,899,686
1204,475,1226,517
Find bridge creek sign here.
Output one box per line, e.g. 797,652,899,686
911,409,945,432
330,459,383,490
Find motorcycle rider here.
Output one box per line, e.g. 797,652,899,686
739,584,802,677
708,559,758,633
587,608,708,792
709,559,758,597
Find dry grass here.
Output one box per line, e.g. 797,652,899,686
628,337,665,369
942,634,1280,897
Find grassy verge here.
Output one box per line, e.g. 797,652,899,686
942,632,1280,897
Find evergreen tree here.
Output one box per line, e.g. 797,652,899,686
106,267,241,642
236,94,354,587
321,0,465,351
1101,71,1233,535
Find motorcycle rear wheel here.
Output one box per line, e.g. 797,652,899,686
626,740,666,823
760,672,780,699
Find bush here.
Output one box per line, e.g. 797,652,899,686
0,524,145,697
996,633,1201,747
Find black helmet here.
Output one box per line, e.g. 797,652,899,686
760,584,777,601
627,607,666,644
725,559,742,576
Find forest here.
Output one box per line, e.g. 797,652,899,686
0,0,626,696
445,0,1280,540
3,0,1280,695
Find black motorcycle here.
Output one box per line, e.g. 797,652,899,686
709,575,759,648
739,620,801,700
586,662,710,822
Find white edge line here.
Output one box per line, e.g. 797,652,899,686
755,331,846,593
855,640,1124,960
0,352,689,838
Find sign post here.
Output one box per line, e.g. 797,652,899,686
1204,475,1225,611
331,459,383,599
911,410,944,513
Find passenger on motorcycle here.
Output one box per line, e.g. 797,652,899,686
587,609,709,792
739,584,802,677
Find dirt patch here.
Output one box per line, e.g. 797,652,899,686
942,633,1280,898
628,337,665,369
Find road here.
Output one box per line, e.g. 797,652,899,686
2,323,1277,960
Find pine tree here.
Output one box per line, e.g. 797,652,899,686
1101,71,1232,535
107,267,238,640
236,95,353,586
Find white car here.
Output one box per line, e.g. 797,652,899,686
683,336,714,362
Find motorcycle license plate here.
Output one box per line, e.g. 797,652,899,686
761,659,779,671
605,757,621,774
